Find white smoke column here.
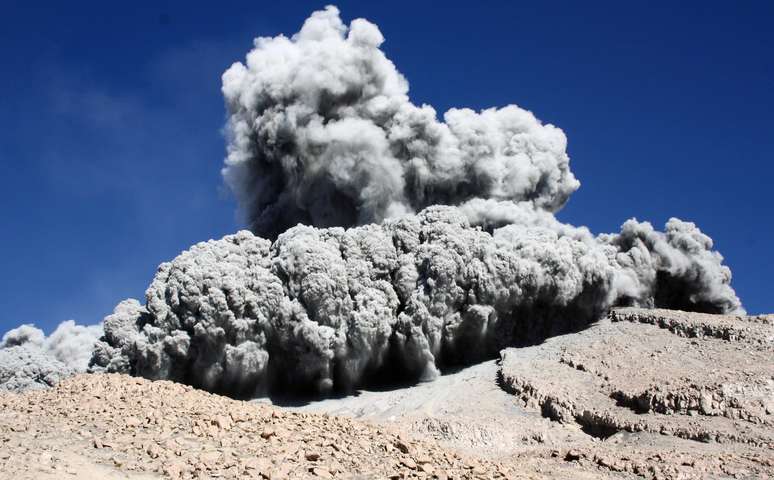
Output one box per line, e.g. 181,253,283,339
222,6,579,238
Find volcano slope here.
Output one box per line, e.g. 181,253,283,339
288,307,774,479
1,307,772,480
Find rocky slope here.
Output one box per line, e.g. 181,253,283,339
0,374,521,479
294,308,774,479
498,308,773,478
1,308,772,479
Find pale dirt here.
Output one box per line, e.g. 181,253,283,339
1,308,772,479
0,374,521,479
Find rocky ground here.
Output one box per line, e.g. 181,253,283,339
0,308,772,479
0,374,521,479
288,308,774,479
497,308,773,479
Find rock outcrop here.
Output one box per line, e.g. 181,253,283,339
498,307,773,478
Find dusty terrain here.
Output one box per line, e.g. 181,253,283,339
1,308,772,479
289,308,774,479
497,308,773,479
0,374,521,479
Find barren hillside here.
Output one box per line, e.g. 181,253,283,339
1,308,772,479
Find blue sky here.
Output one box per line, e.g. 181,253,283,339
1,1,772,336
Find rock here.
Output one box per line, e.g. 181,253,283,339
311,466,333,478
199,450,221,467
305,451,321,461
213,415,231,430
124,416,141,428
163,460,185,479
146,443,160,459
565,450,581,462
394,440,410,454
243,457,271,472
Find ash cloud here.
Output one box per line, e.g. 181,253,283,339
221,6,578,239
91,205,741,397
1,324,45,349
90,6,742,397
4,7,744,397
0,346,74,392
0,321,102,391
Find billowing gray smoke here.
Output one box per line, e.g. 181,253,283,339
3,7,744,397
0,347,74,392
221,6,578,238
0,321,102,392
89,6,742,397
90,204,742,397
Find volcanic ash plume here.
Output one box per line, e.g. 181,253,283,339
0,321,102,392
221,6,579,239
4,7,742,397
90,204,741,397
87,6,743,397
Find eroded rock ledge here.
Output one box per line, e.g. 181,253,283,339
499,307,773,478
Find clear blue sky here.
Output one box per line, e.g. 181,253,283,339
1,1,772,336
